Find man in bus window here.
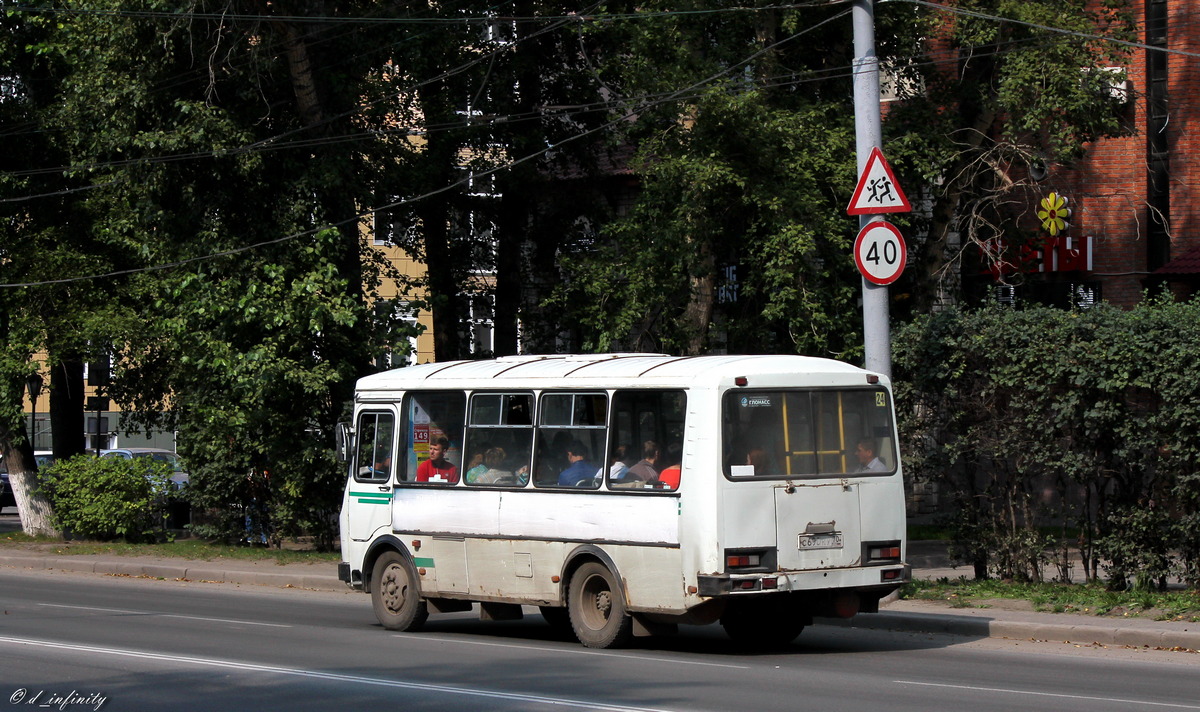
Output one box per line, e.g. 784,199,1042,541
557,440,599,487
625,440,660,482
417,436,460,483
854,438,888,473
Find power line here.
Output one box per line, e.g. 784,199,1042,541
0,9,852,289
890,0,1200,60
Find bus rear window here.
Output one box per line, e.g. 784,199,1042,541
722,389,896,478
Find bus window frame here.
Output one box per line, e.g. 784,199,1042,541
399,390,467,485
353,409,395,484
721,386,897,481
532,391,608,490
462,391,536,488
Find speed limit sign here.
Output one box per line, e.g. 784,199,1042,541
854,221,907,285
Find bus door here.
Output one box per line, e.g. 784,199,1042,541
774,483,862,570
347,408,397,542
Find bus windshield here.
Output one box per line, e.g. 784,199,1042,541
723,388,896,478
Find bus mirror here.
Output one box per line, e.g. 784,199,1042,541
335,422,352,463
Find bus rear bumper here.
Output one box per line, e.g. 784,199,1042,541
696,563,911,599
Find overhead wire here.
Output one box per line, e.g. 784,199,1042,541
0,8,854,289
0,1,1184,281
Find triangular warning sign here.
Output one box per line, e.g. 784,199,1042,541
847,147,912,215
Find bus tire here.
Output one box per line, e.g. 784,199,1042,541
720,601,804,648
568,562,633,649
371,551,428,632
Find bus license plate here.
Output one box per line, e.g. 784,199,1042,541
797,533,843,550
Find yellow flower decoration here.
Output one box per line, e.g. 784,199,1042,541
1037,192,1071,236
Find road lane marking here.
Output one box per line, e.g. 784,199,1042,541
37,603,292,628
0,636,680,712
394,635,750,669
896,680,1200,710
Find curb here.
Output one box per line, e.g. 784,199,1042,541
816,610,1200,651
0,555,347,592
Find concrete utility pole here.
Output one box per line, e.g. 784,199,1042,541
851,0,891,378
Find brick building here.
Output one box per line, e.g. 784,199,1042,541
981,0,1200,306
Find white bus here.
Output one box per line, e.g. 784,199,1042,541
337,353,909,648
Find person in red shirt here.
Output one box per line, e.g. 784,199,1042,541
416,437,459,483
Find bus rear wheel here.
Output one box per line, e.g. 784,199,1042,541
371,551,428,632
568,562,633,649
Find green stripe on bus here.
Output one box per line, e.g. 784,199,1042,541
350,491,392,505
413,557,434,568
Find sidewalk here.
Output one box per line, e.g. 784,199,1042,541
1,519,1197,652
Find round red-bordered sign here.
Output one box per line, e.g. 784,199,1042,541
853,221,907,285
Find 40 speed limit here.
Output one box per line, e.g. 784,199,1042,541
853,221,907,285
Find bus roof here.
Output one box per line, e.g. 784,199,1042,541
356,353,882,393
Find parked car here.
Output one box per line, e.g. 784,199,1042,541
1,450,53,509
100,448,191,530
99,448,189,487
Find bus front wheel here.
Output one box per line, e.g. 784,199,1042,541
371,551,428,632
568,562,633,649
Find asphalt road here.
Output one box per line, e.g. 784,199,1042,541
1,568,1197,712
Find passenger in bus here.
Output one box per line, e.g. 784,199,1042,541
745,446,771,476
656,443,682,489
608,444,630,479
471,447,511,485
416,436,460,483
854,438,888,473
625,440,661,482
463,447,490,483
557,440,600,487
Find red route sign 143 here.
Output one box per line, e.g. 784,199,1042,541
854,221,907,285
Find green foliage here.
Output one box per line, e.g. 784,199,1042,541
42,455,174,542
903,578,1200,622
555,4,862,356
895,297,1200,590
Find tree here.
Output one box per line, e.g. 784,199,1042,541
879,0,1135,312
4,1,415,547
552,2,864,356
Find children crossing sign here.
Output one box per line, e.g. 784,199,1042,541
847,147,911,215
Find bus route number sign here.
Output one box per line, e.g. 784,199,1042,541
853,221,907,286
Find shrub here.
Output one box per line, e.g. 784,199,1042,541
42,455,175,542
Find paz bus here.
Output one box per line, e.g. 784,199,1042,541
337,353,909,648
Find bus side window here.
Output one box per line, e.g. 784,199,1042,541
463,393,534,487
354,411,394,483
401,391,466,484
606,390,686,491
533,393,607,489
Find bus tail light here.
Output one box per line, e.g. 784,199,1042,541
869,546,901,560
724,549,776,572
727,553,761,568
863,541,903,565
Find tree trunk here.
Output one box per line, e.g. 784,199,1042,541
49,358,86,461
6,451,58,537
680,240,716,355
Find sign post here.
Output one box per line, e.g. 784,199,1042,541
850,0,909,378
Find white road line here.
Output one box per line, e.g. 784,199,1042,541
896,680,1200,710
0,636,680,712
394,635,750,669
37,603,292,628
